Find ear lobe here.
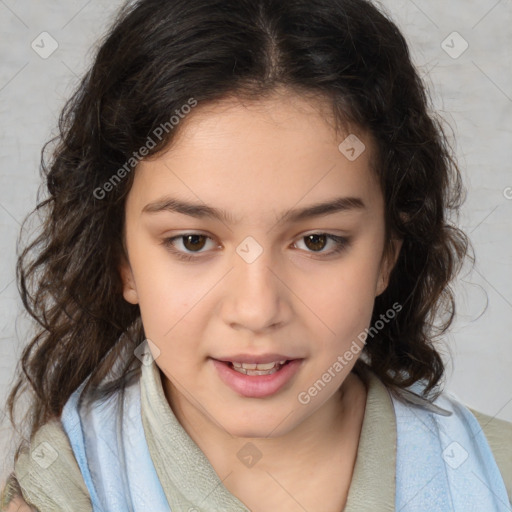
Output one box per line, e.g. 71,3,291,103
376,237,403,297
119,258,139,304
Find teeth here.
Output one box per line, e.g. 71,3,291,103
232,366,279,376
230,360,287,375
232,360,286,370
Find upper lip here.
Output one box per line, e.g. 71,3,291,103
214,353,299,364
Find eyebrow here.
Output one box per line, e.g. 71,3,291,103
142,195,366,224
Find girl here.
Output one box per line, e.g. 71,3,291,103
2,0,511,510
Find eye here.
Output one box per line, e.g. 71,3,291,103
294,233,350,257
162,233,217,261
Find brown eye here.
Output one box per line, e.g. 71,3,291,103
162,233,217,261
303,234,328,252
294,233,350,257
182,234,208,252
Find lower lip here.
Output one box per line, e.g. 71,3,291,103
212,359,303,398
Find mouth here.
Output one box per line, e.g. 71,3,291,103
211,356,303,398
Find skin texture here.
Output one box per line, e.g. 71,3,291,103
119,89,402,510
3,497,36,511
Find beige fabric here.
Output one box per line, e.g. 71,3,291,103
140,362,250,511
342,367,396,511
2,363,511,511
9,419,92,512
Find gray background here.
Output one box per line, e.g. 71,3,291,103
1,0,511,482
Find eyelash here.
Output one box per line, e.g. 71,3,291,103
161,232,350,262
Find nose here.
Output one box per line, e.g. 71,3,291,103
220,246,290,333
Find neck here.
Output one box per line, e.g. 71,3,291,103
162,370,368,479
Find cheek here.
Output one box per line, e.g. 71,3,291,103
128,241,209,340
306,256,380,335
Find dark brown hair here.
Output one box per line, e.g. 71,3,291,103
8,0,471,448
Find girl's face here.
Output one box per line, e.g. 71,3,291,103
120,90,401,438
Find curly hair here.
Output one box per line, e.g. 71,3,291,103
7,0,471,446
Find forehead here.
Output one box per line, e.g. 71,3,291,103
128,91,382,221
169,90,356,156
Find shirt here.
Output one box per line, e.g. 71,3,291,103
3,361,511,511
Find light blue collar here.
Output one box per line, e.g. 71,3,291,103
391,385,511,511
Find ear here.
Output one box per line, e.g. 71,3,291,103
119,256,139,304
376,236,403,297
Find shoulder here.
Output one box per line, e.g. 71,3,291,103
470,408,512,502
1,472,37,511
10,419,92,512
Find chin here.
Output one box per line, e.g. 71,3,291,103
217,409,299,439
230,427,269,439
226,424,283,439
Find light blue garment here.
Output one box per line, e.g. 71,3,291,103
61,368,510,512
61,373,171,512
391,387,511,511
